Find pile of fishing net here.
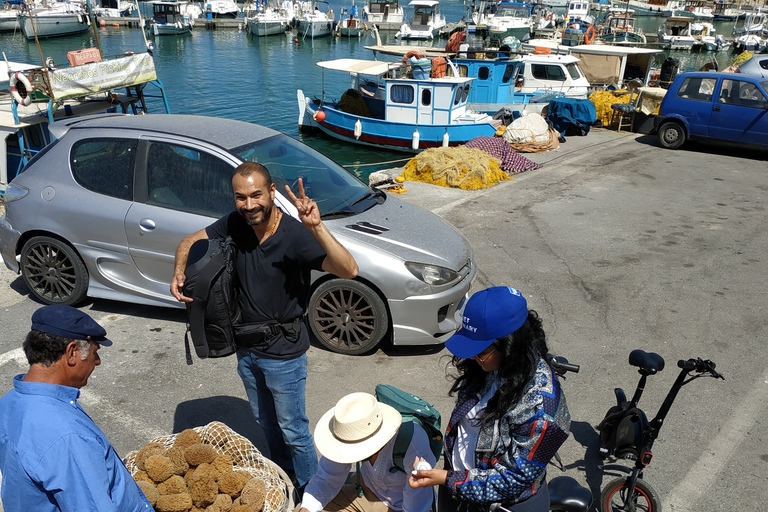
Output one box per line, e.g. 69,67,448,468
338,89,371,117
724,51,753,72
502,113,560,153
589,90,632,128
402,146,510,190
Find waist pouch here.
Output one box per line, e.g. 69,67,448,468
234,318,302,349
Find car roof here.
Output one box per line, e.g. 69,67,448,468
675,71,764,81
50,114,282,150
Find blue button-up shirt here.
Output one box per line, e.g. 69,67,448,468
0,375,154,512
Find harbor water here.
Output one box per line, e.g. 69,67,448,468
0,2,750,181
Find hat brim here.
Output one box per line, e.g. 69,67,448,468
444,332,494,359
313,402,402,464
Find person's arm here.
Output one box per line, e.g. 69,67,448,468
300,457,351,512
170,228,209,302
285,179,358,279
401,424,438,512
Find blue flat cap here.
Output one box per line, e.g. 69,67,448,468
31,305,112,347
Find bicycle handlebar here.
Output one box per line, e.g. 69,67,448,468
677,358,725,380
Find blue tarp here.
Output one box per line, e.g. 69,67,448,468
546,98,597,137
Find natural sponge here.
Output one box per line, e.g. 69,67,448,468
185,443,220,466
211,454,233,475
240,478,266,512
200,421,230,447
136,480,159,507
167,446,190,476
157,475,187,495
136,442,167,471
155,492,193,512
145,455,175,483
222,437,254,465
206,492,233,512
174,428,203,450
189,474,219,508
218,471,249,498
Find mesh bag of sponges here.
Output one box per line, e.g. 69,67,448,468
124,421,291,512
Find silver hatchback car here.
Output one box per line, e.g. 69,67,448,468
0,114,475,354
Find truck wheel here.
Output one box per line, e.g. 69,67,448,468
658,121,686,149
21,236,89,306
308,279,388,355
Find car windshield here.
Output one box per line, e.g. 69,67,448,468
232,134,379,217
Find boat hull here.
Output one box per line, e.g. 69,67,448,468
248,18,288,36
298,19,333,38
150,22,192,35
19,12,90,39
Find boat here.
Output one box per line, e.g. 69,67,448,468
689,21,725,51
487,2,533,42
598,10,647,45
712,2,742,21
202,0,240,19
657,15,697,49
146,1,194,36
0,0,22,32
362,0,403,23
246,1,289,36
18,1,91,40
395,0,445,40
2,50,170,194
658,0,689,17
336,4,365,36
568,44,663,89
688,1,714,19
732,9,766,37
297,1,335,38
565,0,595,25
297,58,502,152
91,0,135,17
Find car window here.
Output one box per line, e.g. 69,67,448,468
145,141,233,218
71,138,137,201
232,134,375,216
718,79,768,109
532,64,566,82
676,77,717,102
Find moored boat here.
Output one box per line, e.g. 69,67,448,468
18,2,90,40
487,2,533,42
598,11,646,45
247,1,289,36
363,0,403,24
145,1,194,36
336,5,365,36
202,0,240,18
297,0,335,38
395,0,445,40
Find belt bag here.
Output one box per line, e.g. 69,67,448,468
234,318,302,348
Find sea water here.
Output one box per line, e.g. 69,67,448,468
0,3,746,181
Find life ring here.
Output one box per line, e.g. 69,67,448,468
689,6,694,11
445,30,466,52
402,50,423,64
584,25,595,44
10,72,33,107
547,13,553,20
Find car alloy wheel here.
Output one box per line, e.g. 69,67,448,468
21,236,89,306
308,278,388,355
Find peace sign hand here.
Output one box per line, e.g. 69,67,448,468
285,178,320,229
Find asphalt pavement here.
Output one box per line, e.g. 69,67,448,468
0,128,766,511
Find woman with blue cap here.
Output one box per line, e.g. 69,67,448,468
409,286,571,512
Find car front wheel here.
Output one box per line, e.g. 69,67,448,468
20,236,89,306
658,121,686,149
308,279,389,355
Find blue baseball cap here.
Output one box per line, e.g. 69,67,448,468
445,286,528,358
31,305,112,347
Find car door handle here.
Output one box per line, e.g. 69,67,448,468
713,106,721,111
139,218,157,231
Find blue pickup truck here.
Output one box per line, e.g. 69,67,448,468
654,71,768,150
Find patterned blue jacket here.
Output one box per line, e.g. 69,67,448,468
444,358,571,506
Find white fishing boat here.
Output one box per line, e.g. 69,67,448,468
712,2,741,21
565,0,594,25
689,21,724,51
732,9,766,37
395,0,445,39
247,2,289,36
0,2,21,32
657,15,696,49
599,11,646,45
487,2,533,42
146,1,193,36
91,0,135,17
363,0,403,23
202,0,239,18
297,0,335,38
18,1,90,40
336,5,365,36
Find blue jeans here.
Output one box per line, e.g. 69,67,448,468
236,350,317,489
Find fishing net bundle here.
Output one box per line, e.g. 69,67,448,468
589,90,633,128
401,146,510,190
124,421,291,512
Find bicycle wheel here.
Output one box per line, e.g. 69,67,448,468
600,477,661,512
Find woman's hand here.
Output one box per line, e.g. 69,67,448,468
408,456,447,489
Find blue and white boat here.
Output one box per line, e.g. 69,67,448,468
297,58,501,152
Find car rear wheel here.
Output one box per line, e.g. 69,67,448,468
308,279,388,355
658,121,686,149
21,236,89,306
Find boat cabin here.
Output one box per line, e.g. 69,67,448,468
409,0,440,29
151,1,186,24
569,44,662,88
661,16,693,36
364,0,402,22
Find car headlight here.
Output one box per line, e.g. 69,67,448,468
405,262,460,286
3,183,29,203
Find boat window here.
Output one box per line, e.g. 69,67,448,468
390,84,415,104
233,134,375,217
421,89,432,106
566,63,581,80
718,79,768,109
462,83,470,102
502,65,516,83
145,141,233,217
676,77,716,102
531,64,566,82
456,65,468,78
478,67,490,80
71,138,136,202
454,86,463,105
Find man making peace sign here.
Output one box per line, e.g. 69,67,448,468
171,162,358,493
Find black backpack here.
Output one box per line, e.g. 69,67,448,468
182,237,241,365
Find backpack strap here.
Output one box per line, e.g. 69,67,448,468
188,250,227,360
390,421,414,474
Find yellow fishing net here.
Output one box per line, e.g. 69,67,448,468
590,90,632,128
724,51,753,72
401,147,510,190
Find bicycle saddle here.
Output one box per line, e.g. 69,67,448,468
629,349,665,374
548,476,593,512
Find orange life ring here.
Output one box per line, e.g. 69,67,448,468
689,6,694,11
547,13,553,20
402,50,424,64
584,25,595,44
444,30,466,52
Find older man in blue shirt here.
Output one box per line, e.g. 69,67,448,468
0,305,153,512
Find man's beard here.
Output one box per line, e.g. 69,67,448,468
240,202,273,226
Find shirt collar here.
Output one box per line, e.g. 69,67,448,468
13,374,81,402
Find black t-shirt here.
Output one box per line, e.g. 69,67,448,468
206,210,327,359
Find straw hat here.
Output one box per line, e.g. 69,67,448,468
314,392,402,464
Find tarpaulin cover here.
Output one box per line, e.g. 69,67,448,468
546,98,597,137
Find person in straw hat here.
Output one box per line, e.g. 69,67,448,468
409,286,570,512
299,392,436,512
